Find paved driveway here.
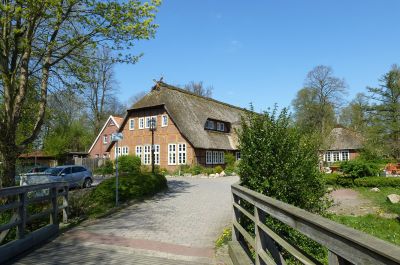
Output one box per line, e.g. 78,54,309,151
13,176,238,265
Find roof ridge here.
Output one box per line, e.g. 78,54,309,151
158,81,247,112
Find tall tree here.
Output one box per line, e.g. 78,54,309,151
366,65,400,160
0,0,160,187
292,65,347,134
184,81,213,98
339,93,369,133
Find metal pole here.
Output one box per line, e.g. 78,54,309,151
151,127,155,173
115,141,119,206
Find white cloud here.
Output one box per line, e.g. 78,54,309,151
227,40,242,53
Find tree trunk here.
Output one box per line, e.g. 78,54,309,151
1,151,18,188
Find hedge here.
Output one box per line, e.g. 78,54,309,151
323,174,400,187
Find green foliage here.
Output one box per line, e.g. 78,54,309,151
323,174,400,187
190,165,204,175
238,107,326,213
215,228,232,248
95,160,114,175
330,215,400,246
89,173,167,215
118,155,141,175
225,153,236,167
340,159,380,179
214,165,223,174
357,187,400,215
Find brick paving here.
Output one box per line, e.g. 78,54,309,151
12,176,238,265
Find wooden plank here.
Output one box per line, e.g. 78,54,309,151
0,182,67,198
0,201,21,212
258,249,278,265
232,184,400,265
0,215,20,233
328,251,353,265
50,187,58,224
17,192,27,239
62,189,68,223
258,219,318,265
26,208,53,224
233,220,255,249
233,202,255,222
26,194,51,205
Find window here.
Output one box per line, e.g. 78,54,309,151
151,116,157,128
139,118,144,129
217,122,225,132
145,117,151,128
95,154,99,158
178,143,186,164
206,151,213,165
122,146,129,155
341,151,349,161
103,154,108,158
72,166,86,173
333,152,340,162
162,114,168,127
236,152,241,160
135,146,142,159
61,167,72,175
115,147,122,157
325,152,331,162
154,145,160,165
129,119,135,130
144,145,151,165
168,144,176,165
205,120,215,130
103,135,108,144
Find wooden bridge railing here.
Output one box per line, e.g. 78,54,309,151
230,183,400,265
0,182,69,264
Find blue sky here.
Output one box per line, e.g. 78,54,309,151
114,1,400,112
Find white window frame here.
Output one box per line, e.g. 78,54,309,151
121,146,129,155
236,152,241,160
161,114,168,127
154,145,160,165
325,151,331,162
178,143,186,165
139,118,144,129
217,122,225,132
333,151,340,162
129,118,135,130
168,144,176,165
206,151,213,165
219,151,224,164
205,120,215,130
145,117,151,128
135,146,143,160
341,150,349,161
143,145,151,165
103,135,108,144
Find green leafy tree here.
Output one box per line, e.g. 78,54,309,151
339,93,369,133
366,65,400,161
0,0,161,187
238,106,326,213
118,155,141,175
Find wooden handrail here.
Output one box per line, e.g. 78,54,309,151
0,182,69,263
231,183,400,265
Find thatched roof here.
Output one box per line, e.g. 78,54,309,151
324,127,364,151
126,82,246,150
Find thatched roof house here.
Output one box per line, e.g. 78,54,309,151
108,82,246,169
322,127,364,163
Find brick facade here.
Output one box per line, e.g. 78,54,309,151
88,117,121,158
109,107,195,171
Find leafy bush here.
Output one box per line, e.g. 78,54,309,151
95,160,114,175
323,173,341,185
354,177,400,187
238,107,326,213
118,155,141,175
214,165,223,174
89,173,167,215
340,159,380,179
225,153,236,167
190,165,204,175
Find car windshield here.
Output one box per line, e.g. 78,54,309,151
44,167,63,176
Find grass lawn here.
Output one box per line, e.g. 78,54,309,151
356,187,400,215
330,214,400,246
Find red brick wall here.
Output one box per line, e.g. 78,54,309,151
110,107,195,171
89,118,120,158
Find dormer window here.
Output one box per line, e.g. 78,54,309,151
205,120,215,130
217,122,225,132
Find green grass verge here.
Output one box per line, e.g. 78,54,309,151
356,187,400,215
330,214,400,246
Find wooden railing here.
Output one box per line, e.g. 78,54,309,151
230,183,400,265
0,182,69,263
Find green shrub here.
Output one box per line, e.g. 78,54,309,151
323,173,341,185
225,153,236,167
203,167,215,175
214,165,223,174
89,173,167,215
190,164,204,175
95,160,114,175
118,155,141,175
354,177,400,187
340,159,380,179
225,165,235,176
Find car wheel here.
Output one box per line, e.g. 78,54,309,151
83,178,92,188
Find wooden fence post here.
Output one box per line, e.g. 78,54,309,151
62,186,68,223
232,193,241,242
17,192,27,239
328,250,353,265
50,187,58,224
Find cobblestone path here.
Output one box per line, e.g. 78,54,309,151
12,176,238,265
